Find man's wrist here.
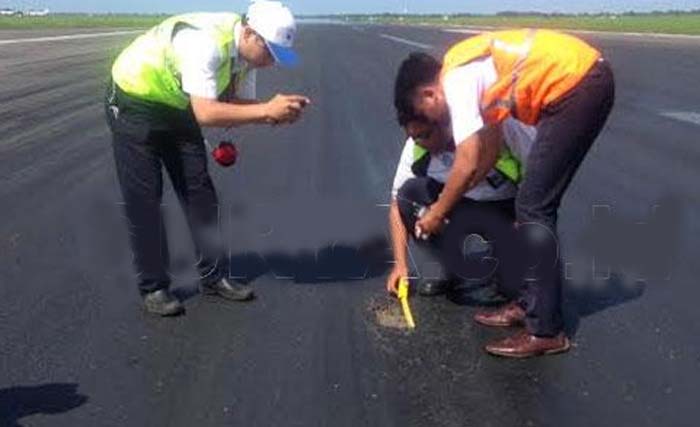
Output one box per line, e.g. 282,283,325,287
394,261,409,273
430,199,450,220
258,102,272,123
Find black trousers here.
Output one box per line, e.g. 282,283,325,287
515,59,616,336
396,177,519,300
105,82,224,294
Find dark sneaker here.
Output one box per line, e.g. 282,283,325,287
418,277,461,297
142,290,185,317
200,278,255,302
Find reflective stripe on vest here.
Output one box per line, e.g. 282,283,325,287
411,144,522,185
442,29,601,125
112,13,242,110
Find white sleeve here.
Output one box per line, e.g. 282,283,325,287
443,62,489,145
391,139,417,199
172,29,222,99
235,69,257,100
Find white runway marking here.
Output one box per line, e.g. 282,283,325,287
660,111,700,126
379,34,433,50
0,30,142,46
442,29,483,36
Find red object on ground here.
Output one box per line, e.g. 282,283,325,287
212,142,238,167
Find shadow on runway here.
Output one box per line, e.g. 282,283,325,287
574,194,682,287
559,194,683,335
435,273,646,338
172,236,391,302
563,273,646,336
230,235,391,284
427,195,682,336
0,383,88,427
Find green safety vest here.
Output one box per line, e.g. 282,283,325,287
112,13,243,110
411,144,522,185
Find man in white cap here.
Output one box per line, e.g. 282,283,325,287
105,1,310,316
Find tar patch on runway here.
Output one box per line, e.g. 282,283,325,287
370,299,412,330
362,291,510,427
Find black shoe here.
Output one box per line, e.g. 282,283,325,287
418,277,461,297
200,278,255,302
142,290,185,317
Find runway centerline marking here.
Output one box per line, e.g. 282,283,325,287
379,34,433,50
0,30,142,46
659,111,700,127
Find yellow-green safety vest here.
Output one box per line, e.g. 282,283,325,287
411,144,522,185
112,13,243,110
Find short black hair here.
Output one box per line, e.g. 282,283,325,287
394,52,442,127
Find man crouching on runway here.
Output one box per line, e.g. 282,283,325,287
387,116,534,296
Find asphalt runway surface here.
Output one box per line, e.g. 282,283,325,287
1,24,699,426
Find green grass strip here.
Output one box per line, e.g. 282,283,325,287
0,14,166,30
349,13,700,36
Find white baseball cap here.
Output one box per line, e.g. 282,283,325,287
246,1,298,67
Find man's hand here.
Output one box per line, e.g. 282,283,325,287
414,206,447,240
427,125,504,223
386,265,409,296
265,94,311,125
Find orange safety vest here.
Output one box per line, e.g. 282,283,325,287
442,29,601,125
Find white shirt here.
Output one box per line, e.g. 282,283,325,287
443,57,498,145
391,118,536,201
171,21,257,100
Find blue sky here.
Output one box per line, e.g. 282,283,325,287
8,0,700,14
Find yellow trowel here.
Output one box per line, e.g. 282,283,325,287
397,278,416,329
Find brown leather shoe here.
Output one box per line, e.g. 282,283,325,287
474,302,525,327
485,331,571,358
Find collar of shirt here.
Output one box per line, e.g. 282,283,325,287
232,21,250,76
